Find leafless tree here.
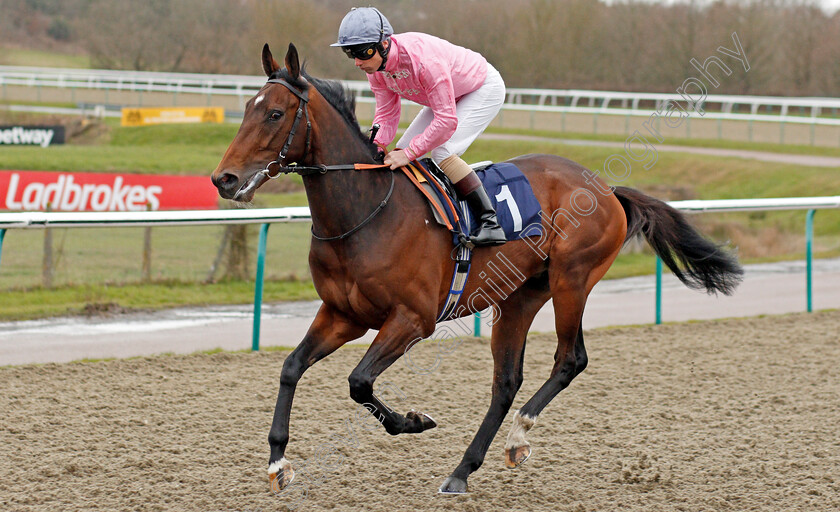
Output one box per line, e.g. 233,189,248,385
2,0,839,96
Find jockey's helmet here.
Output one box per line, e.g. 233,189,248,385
332,7,393,71
331,7,393,47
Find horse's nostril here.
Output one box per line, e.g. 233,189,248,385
213,173,240,191
212,172,241,199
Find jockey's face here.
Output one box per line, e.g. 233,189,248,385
353,40,388,74
355,53,382,74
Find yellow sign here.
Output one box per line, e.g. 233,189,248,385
120,107,225,127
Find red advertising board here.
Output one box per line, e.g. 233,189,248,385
0,171,219,211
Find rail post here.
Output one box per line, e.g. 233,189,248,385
42,205,53,288
655,255,663,325
806,209,816,313
0,228,6,269
252,223,271,351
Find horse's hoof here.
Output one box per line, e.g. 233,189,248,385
406,410,437,432
505,445,531,469
438,476,468,494
268,458,295,493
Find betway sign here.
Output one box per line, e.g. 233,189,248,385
0,126,65,147
0,171,219,211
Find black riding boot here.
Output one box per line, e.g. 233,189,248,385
454,172,506,247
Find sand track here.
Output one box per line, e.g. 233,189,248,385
2,311,839,511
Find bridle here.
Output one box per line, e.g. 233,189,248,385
261,77,313,177
237,77,394,242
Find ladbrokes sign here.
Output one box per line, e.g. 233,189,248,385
0,171,219,211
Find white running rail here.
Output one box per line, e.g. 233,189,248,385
3,65,840,126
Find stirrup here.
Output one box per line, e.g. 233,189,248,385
470,225,506,247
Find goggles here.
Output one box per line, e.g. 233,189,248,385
342,43,378,61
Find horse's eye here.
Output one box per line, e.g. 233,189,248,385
269,110,283,121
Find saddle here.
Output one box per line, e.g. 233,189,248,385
400,158,543,246
399,158,543,322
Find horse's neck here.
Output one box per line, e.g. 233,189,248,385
303,101,387,237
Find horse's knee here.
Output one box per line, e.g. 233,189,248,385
348,371,373,404
279,353,306,388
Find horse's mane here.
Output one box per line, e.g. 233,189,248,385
271,67,380,159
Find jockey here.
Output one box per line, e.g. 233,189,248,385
332,7,507,247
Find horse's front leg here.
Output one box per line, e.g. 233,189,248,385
347,306,438,436
268,304,367,493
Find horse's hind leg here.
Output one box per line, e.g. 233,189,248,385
503,281,588,468
439,274,550,494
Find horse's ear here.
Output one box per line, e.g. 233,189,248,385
262,43,280,77
285,43,301,80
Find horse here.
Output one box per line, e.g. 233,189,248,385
211,43,743,495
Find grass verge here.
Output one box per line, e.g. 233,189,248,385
484,127,840,158
0,47,91,68
0,279,317,322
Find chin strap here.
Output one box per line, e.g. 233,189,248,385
376,39,390,71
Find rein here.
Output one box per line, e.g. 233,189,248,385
310,168,395,241
255,77,394,242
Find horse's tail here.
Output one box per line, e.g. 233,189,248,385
613,186,743,295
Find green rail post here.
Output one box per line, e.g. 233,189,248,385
655,255,663,325
252,223,271,351
474,311,481,337
0,228,6,269
806,209,816,313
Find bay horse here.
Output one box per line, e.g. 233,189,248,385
211,43,742,495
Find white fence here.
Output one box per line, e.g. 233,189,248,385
1,195,838,342
2,197,837,230
3,65,840,127
0,207,312,229
669,196,840,213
